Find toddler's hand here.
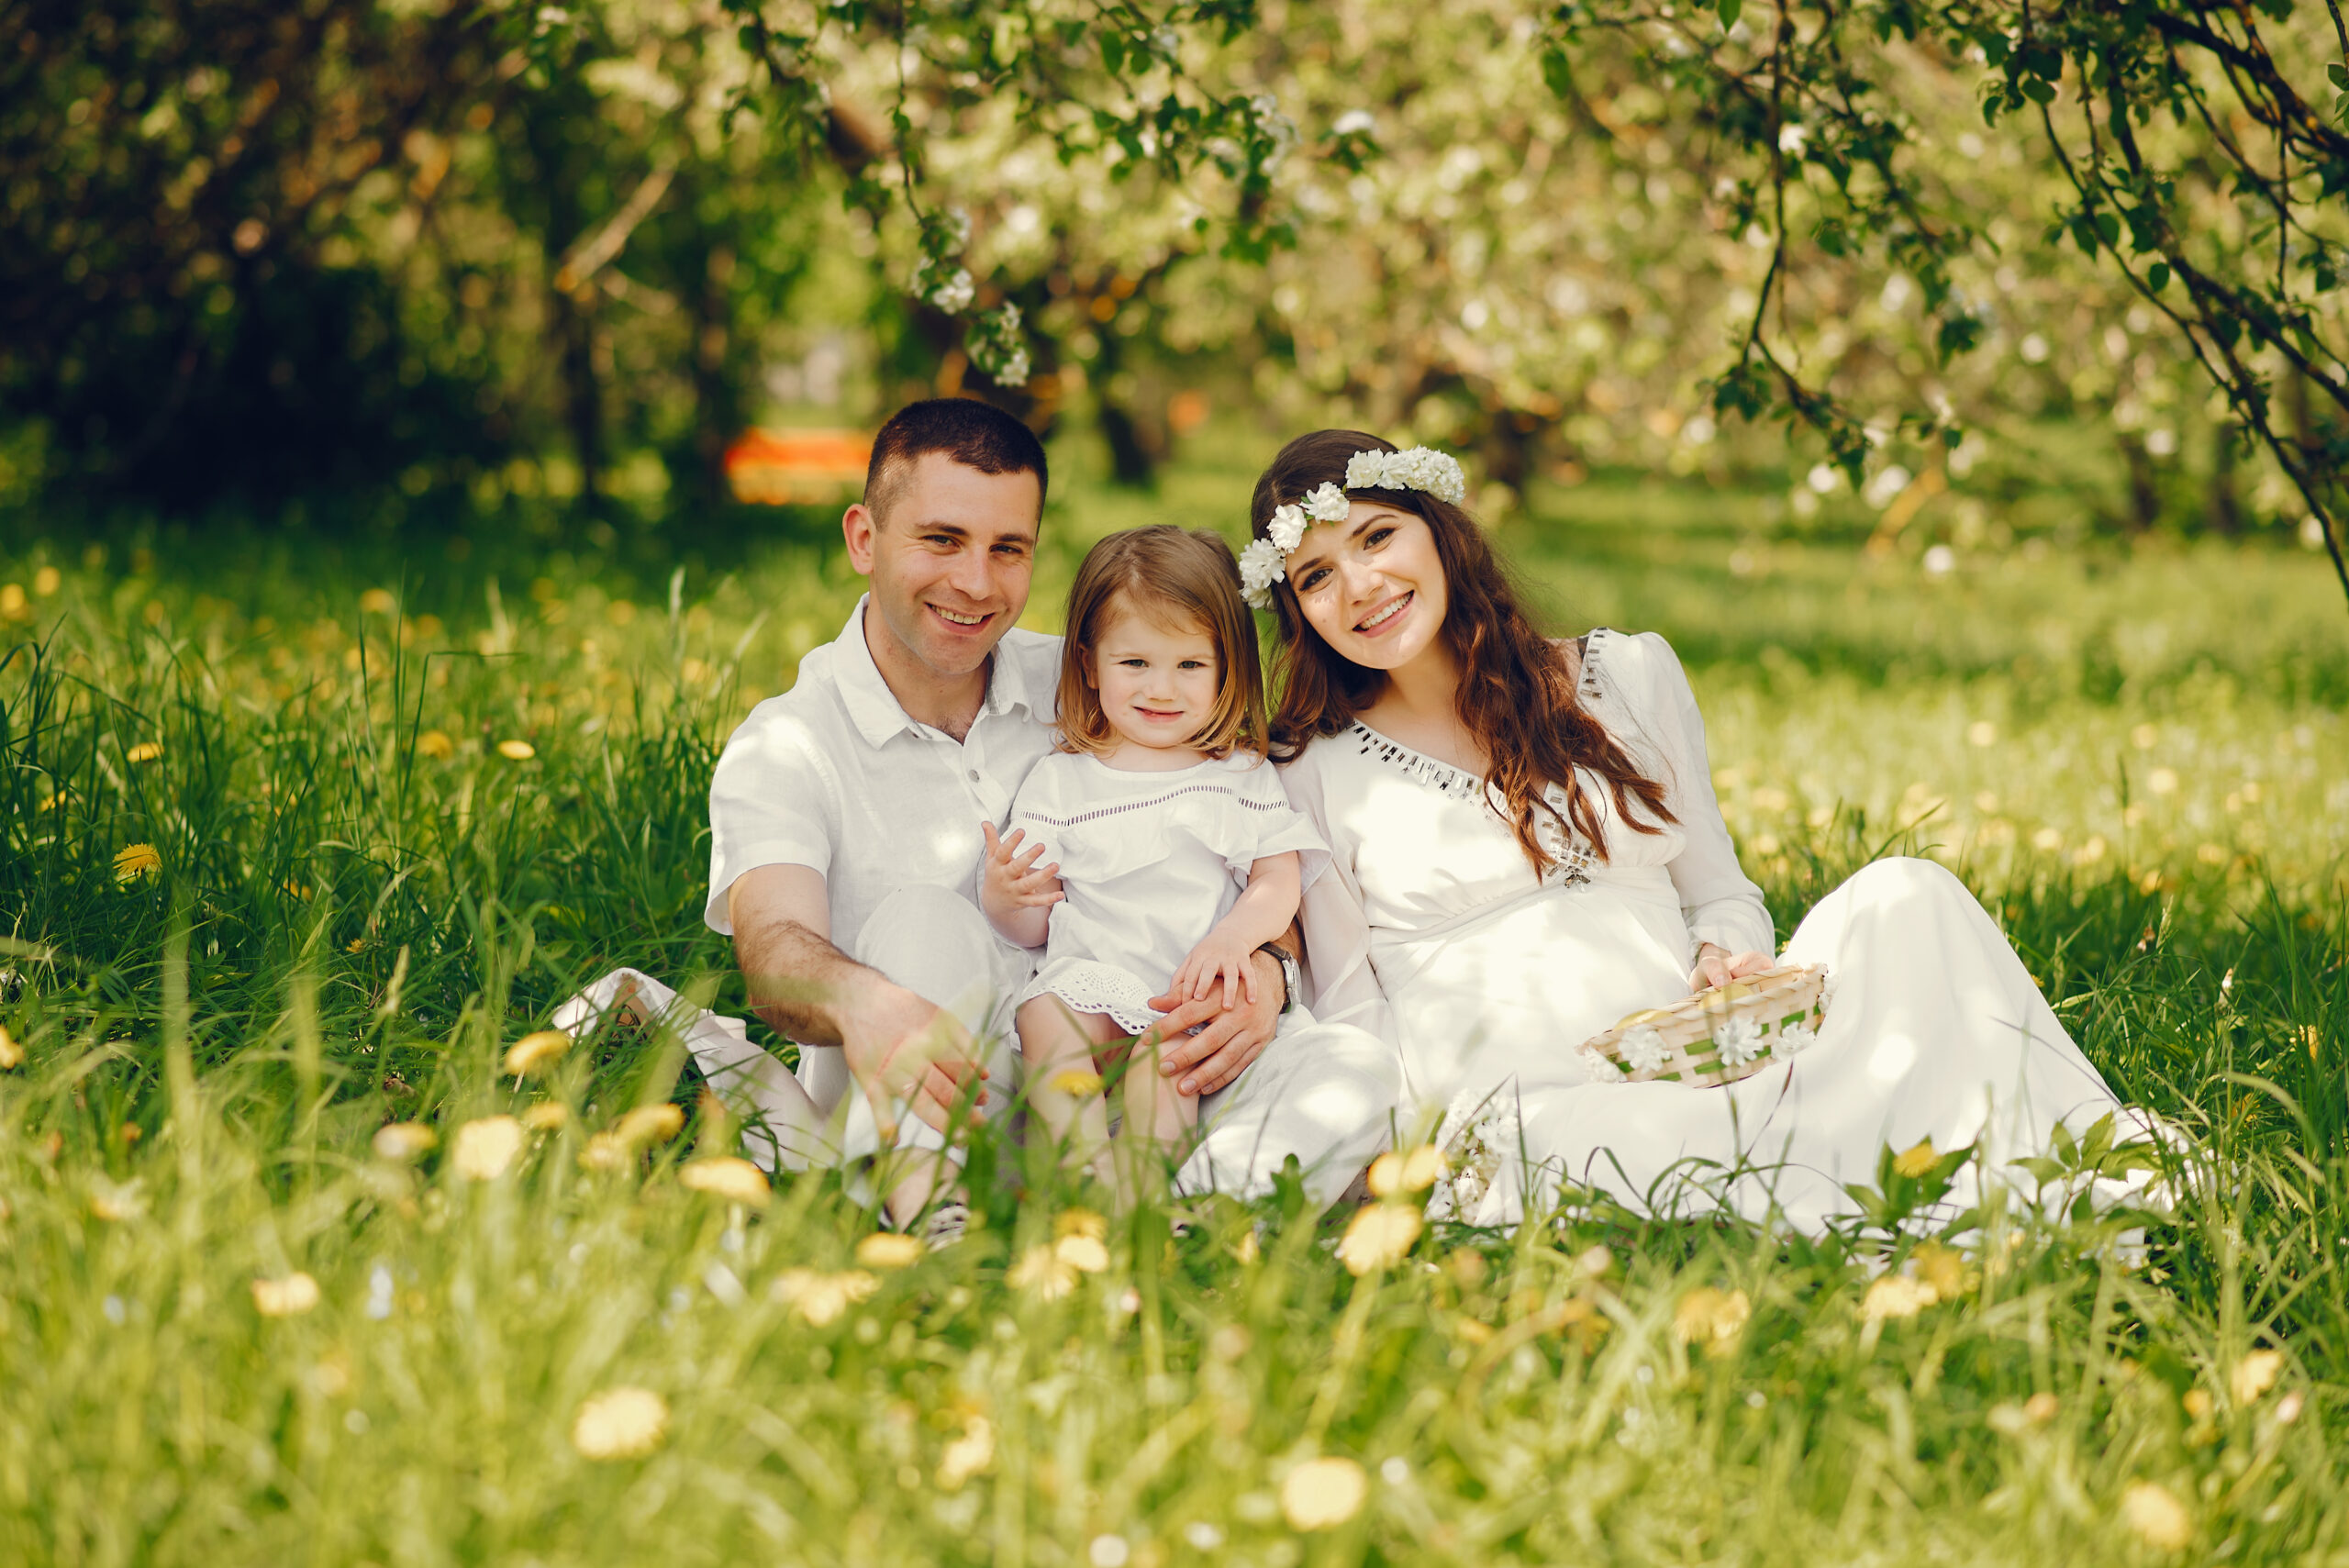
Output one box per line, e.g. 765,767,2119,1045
1170,929,1257,1013
981,822,1063,910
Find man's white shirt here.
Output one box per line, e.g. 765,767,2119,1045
705,595,1063,947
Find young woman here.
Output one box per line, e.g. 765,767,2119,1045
1249,430,2161,1229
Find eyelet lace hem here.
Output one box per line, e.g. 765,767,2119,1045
1019,960,1163,1037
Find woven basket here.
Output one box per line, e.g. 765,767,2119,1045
1580,963,1831,1087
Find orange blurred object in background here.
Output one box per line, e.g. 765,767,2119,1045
723,428,872,506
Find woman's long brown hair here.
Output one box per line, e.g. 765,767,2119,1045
1253,429,1673,872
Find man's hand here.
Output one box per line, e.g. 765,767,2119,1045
1145,947,1284,1096
840,983,988,1143
1690,944,1773,993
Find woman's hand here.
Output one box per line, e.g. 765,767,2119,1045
1690,943,1773,993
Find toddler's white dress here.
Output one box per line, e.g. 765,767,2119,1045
1009,750,1328,1034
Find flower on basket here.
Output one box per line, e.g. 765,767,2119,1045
1577,1045,1622,1081
1711,1016,1765,1067
1775,1020,1818,1058
1620,1027,1668,1074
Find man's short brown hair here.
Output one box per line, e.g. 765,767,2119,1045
863,398,1049,524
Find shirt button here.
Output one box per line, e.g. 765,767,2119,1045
967,768,981,782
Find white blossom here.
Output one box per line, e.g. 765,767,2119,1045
1578,1045,1622,1080
1238,537,1286,609
1301,481,1351,522
1775,1020,1818,1057
1333,109,1376,138
1266,504,1308,552
1621,1027,1668,1073
1712,1016,1766,1066
1344,446,1467,505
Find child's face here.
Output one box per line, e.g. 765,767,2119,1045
1085,605,1222,753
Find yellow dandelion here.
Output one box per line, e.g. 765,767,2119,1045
125,740,163,764
346,937,367,954
772,1268,878,1326
1008,1243,1079,1300
451,1115,525,1180
1233,1229,1261,1265
359,588,397,615
1910,1241,1976,1300
936,1415,995,1489
33,566,60,595
2182,1389,2212,1420
572,1387,669,1460
1366,1144,1448,1198
1054,1234,1110,1274
1280,1455,1368,1531
88,1175,146,1222
501,1029,572,1079
2231,1349,2284,1405
1335,1204,1422,1276
0,1023,22,1070
416,729,454,760
2120,1480,2192,1551
855,1232,925,1270
1045,1067,1105,1096
578,1131,630,1171
495,739,536,761
616,1103,685,1148
371,1121,438,1162
1860,1274,1939,1322
2024,1391,2059,1423
1674,1286,1752,1351
678,1156,770,1207
252,1273,322,1317
1054,1208,1108,1243
1892,1138,1939,1178
520,1102,571,1132
113,843,161,883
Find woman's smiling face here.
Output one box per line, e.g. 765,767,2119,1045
1284,500,1450,673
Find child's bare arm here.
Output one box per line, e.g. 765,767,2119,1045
979,822,1061,949
1169,851,1302,1010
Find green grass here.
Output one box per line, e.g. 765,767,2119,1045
3,433,2348,1565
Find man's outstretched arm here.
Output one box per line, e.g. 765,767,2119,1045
727,863,985,1137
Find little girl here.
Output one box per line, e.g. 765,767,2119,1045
980,525,1324,1194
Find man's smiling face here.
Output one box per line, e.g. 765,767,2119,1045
847,450,1041,683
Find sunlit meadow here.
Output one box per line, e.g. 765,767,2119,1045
3,431,2346,1566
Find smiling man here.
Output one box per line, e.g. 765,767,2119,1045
697,399,1397,1229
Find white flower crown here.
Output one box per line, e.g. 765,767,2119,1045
1237,446,1469,609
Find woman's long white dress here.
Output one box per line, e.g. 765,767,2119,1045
1282,628,2157,1231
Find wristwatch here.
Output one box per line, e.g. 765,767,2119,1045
1255,941,1302,1015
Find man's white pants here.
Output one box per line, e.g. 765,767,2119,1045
556,885,1399,1210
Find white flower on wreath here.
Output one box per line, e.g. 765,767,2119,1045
1620,1027,1668,1074
1712,1016,1766,1067
1344,447,1467,505
1775,1020,1818,1058
1238,538,1286,608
